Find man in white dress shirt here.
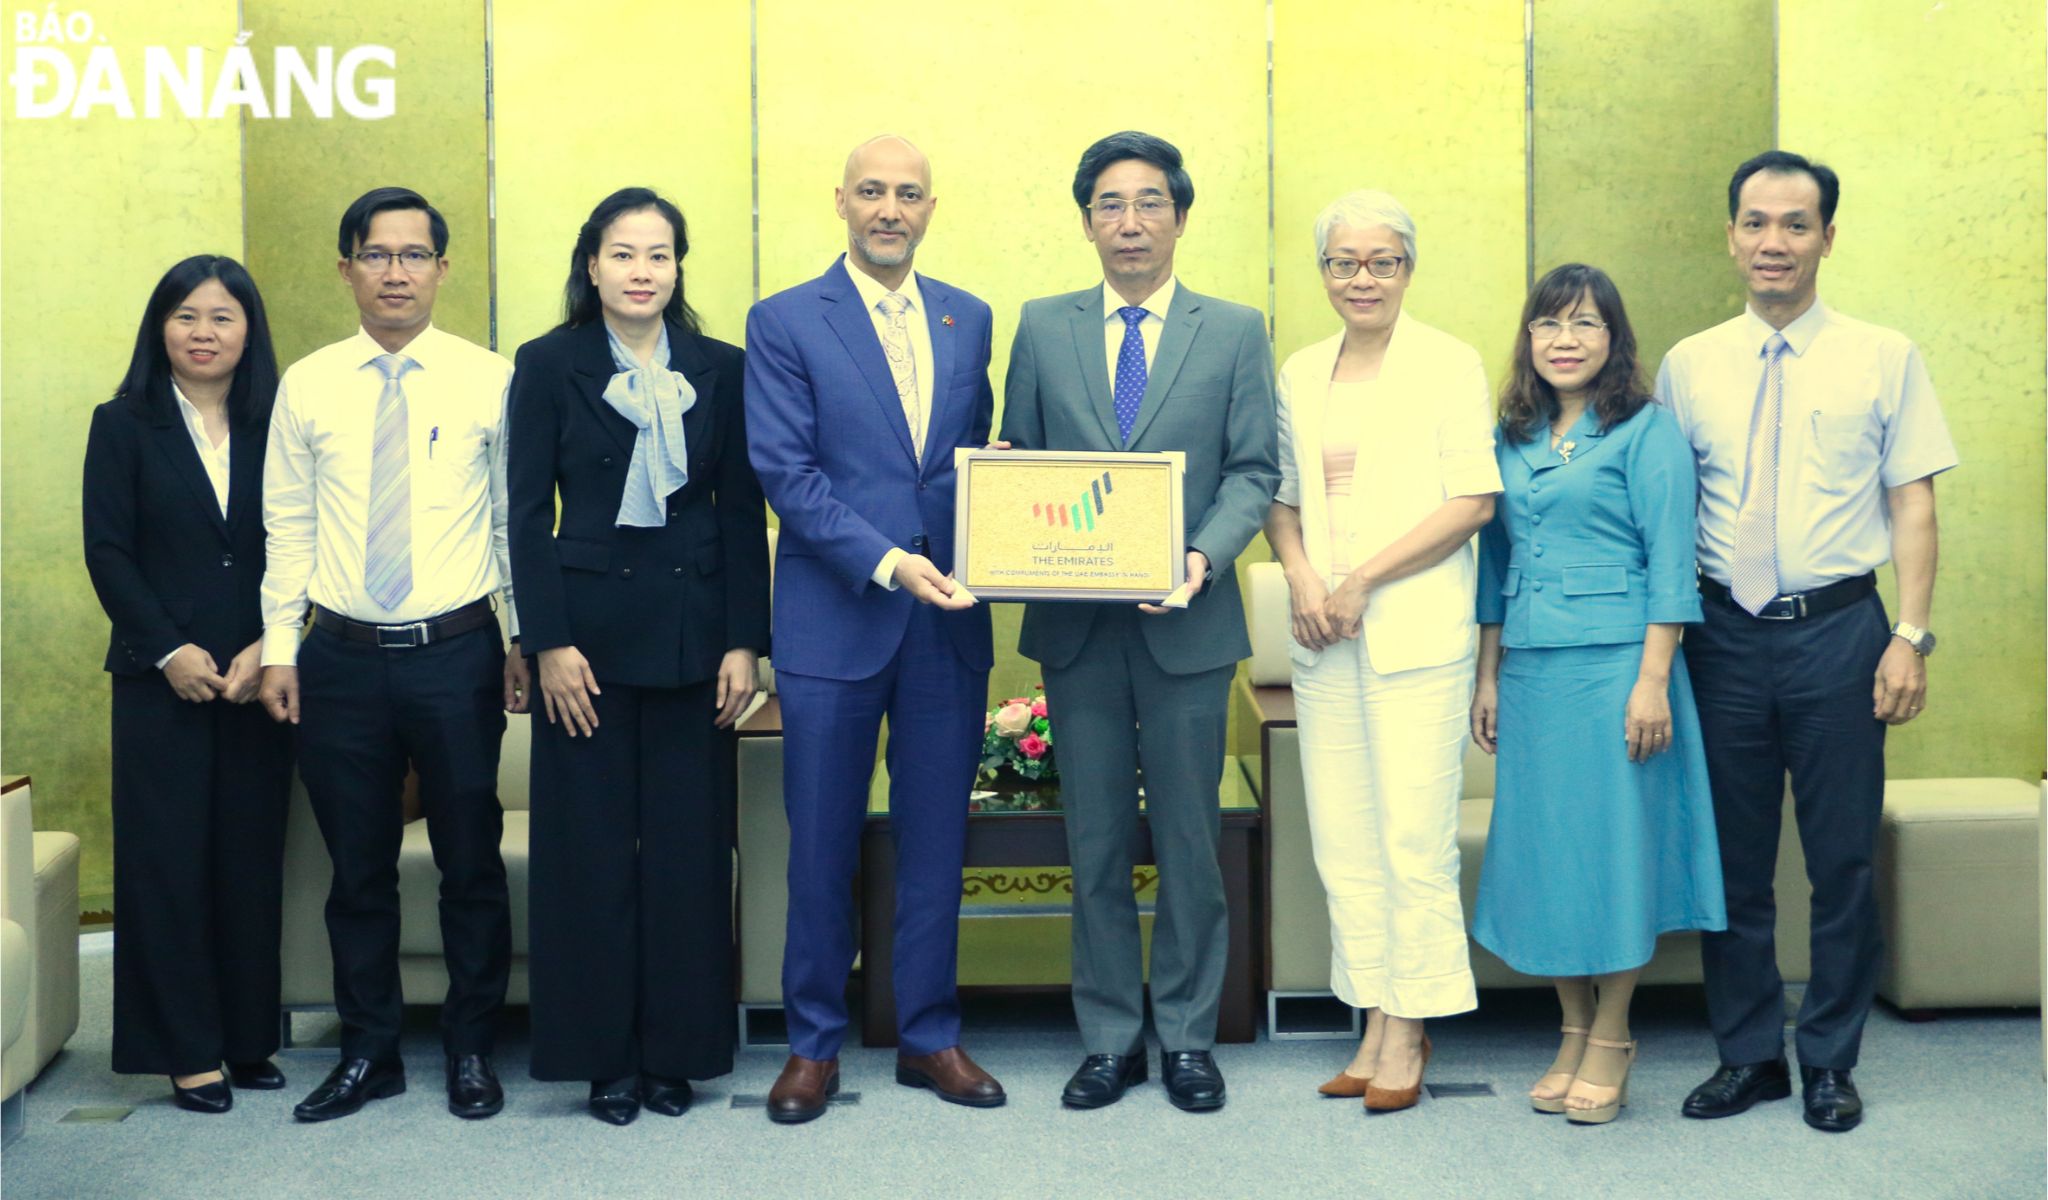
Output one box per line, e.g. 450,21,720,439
258,187,530,1123
1658,151,1956,1134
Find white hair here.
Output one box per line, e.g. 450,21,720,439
1312,190,1417,272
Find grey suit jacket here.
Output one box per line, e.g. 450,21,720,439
1000,282,1279,674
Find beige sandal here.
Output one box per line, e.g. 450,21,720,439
1530,1025,1589,1114
1564,1036,1637,1125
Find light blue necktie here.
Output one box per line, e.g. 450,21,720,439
1730,333,1788,614
365,353,416,610
1113,306,1148,444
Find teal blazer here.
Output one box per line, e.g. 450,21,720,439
1477,401,1702,647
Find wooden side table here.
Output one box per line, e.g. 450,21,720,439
859,756,1264,1046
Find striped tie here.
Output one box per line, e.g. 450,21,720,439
1729,333,1788,615
365,353,416,610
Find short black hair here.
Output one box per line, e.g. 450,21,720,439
1071,131,1195,214
337,186,450,258
113,255,280,431
1728,150,1840,226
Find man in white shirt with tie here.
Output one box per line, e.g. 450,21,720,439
258,187,530,1123
1658,151,1956,1134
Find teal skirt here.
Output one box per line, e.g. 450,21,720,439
1471,642,1727,977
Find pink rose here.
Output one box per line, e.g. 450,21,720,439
1030,698,1048,718
993,702,1033,737
1019,733,1047,759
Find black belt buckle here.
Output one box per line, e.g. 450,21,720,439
1755,593,1808,621
375,620,433,649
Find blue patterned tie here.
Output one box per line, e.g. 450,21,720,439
1729,333,1788,614
365,353,415,610
1113,305,1148,445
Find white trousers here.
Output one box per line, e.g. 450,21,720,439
1293,638,1478,1018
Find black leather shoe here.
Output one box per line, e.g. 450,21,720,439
171,1077,232,1114
1061,1052,1147,1109
1161,1050,1226,1112
1681,1058,1792,1119
293,1058,406,1122
642,1074,693,1117
225,1059,286,1090
446,1054,504,1119
1800,1066,1863,1132
589,1077,641,1126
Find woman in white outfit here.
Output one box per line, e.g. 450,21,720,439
1263,191,1502,1113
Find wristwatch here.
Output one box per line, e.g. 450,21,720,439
1891,622,1936,656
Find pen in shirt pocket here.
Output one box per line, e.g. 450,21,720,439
429,426,439,459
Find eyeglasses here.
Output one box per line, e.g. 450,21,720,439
1088,197,1175,224
1528,317,1609,339
352,250,440,274
1323,255,1405,280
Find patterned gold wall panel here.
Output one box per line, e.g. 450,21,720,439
242,0,490,366
0,3,246,907
1780,0,2047,779
756,0,1270,705
1273,0,1527,387
1532,0,1773,371
491,0,753,357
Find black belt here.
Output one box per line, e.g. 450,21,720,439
312,597,495,648
1698,573,1875,621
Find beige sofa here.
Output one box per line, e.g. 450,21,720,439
2,775,81,1135
1243,562,2042,1031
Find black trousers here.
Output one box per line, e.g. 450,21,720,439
527,680,734,1081
1686,590,1890,1071
110,674,294,1075
296,622,511,1062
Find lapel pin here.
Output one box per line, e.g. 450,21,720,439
942,315,954,327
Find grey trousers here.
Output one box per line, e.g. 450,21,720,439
1043,607,1235,1055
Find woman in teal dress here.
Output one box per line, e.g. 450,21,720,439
1469,263,1726,1126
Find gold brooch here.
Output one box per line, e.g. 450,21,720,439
1558,439,1578,465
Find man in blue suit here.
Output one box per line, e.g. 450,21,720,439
745,135,1002,1123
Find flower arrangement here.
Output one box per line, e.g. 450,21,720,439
980,687,1056,783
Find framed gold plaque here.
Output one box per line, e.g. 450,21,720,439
953,449,1186,602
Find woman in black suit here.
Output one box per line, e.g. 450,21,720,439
82,256,295,1113
508,187,770,1124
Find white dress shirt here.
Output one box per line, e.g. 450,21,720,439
1657,299,1958,593
1101,275,1177,397
841,258,939,590
171,382,231,517
156,384,235,670
260,325,518,667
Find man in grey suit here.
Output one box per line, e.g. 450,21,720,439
999,131,1279,1112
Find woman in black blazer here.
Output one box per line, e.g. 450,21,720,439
82,256,295,1113
508,187,770,1124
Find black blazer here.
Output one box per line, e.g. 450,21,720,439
82,394,270,676
507,318,771,690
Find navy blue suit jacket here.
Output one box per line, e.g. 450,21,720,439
744,258,994,681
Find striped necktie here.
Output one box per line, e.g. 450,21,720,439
365,353,416,610
1729,333,1788,615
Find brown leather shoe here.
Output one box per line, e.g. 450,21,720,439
1317,1069,1372,1098
895,1046,1006,1108
767,1055,839,1124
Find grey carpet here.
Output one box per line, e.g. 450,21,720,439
3,933,2042,1199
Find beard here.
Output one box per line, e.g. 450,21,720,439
852,228,920,268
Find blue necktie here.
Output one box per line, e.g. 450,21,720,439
1113,306,1148,445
